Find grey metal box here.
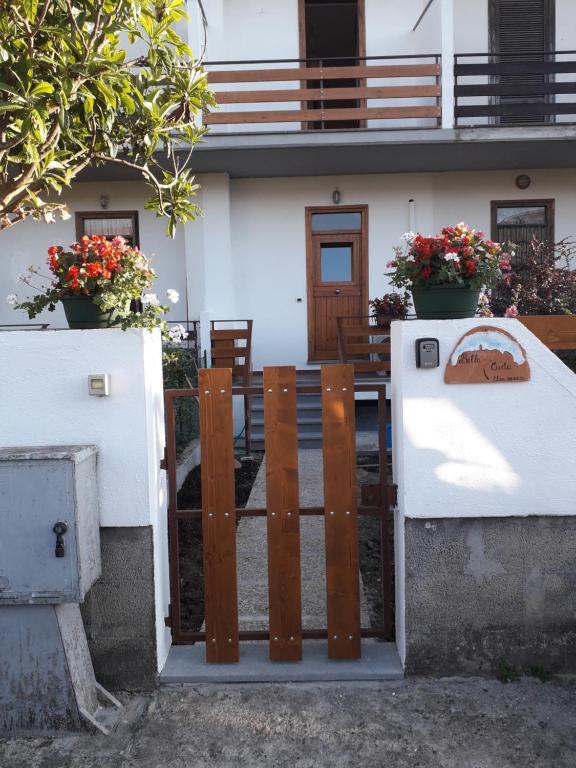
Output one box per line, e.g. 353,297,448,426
0,446,101,604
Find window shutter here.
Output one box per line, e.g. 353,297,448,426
491,0,555,124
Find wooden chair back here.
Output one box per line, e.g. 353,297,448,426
210,319,253,385
336,316,392,375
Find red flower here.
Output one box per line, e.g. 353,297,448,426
421,266,432,278
87,262,102,277
47,245,59,256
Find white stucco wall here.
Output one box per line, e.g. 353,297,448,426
392,318,576,520
0,182,189,327
0,327,171,670
6,167,574,368
221,168,576,368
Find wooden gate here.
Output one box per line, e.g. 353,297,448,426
164,364,393,662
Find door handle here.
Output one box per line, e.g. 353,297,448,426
53,521,68,558
334,289,341,295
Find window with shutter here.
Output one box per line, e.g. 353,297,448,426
489,0,555,125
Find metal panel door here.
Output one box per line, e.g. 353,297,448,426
0,459,79,602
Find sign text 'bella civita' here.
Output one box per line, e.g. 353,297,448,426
445,326,531,384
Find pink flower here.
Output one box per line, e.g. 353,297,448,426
386,261,396,268
504,305,519,318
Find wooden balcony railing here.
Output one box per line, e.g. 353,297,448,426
454,51,576,127
204,55,441,131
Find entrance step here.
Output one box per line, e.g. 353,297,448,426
160,641,403,684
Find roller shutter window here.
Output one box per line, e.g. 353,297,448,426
489,0,555,125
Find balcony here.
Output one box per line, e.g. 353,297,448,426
205,55,441,133
454,51,576,128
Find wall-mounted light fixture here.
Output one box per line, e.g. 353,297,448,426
332,189,341,205
88,374,111,397
515,174,531,190
99,194,110,210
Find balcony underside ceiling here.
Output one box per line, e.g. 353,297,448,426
80,127,576,182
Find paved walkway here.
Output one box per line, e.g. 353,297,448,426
2,677,575,767
237,447,372,631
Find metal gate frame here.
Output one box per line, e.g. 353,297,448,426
164,364,394,662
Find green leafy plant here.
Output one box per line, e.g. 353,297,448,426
369,292,410,318
162,341,199,454
10,234,178,331
388,224,511,291
526,665,554,683
496,658,520,684
490,237,576,318
0,0,215,236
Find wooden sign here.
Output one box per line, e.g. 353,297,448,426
445,326,530,384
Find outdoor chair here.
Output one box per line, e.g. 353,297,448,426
336,315,392,378
210,319,253,455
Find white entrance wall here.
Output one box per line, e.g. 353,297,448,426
0,181,188,327
2,168,576,367
0,328,171,672
224,168,576,368
391,318,576,663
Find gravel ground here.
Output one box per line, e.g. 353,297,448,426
1,677,575,768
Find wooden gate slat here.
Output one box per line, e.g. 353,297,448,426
321,364,361,660
263,366,302,661
199,368,239,663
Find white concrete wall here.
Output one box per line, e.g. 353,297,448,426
392,318,576,520
0,182,189,328
4,167,576,368
0,328,171,670
391,316,576,663
224,168,576,368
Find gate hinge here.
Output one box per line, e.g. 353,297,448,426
160,448,167,470
164,604,172,627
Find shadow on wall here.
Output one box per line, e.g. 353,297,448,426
404,398,521,496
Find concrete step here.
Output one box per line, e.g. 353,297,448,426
160,641,403,683
252,417,322,433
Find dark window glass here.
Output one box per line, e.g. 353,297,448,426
76,212,139,247
320,244,353,281
493,201,553,263
311,212,361,231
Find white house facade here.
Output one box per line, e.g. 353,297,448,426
2,0,576,369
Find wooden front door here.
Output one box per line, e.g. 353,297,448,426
306,206,368,361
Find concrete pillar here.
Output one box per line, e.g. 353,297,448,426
199,173,237,319
440,0,455,130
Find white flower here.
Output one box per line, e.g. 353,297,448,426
42,210,56,223
60,207,71,221
444,252,460,262
168,324,187,342
401,231,416,243
6,293,18,307
142,293,160,307
166,289,179,304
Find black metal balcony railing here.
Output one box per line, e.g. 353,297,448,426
204,54,441,131
454,51,576,127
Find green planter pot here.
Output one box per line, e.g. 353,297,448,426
61,295,125,329
411,284,481,320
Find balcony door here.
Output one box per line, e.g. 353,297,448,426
299,0,366,129
306,206,368,361
489,0,555,125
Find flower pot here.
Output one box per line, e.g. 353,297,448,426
411,284,481,320
61,296,125,329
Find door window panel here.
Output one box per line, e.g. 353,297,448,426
311,212,362,232
320,244,353,282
